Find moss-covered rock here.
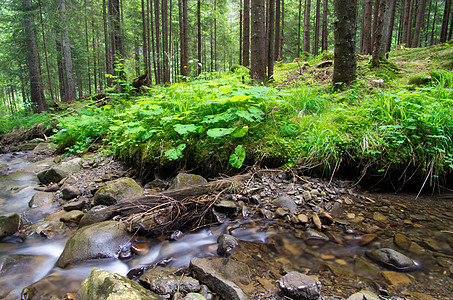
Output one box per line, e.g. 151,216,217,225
170,173,208,190
28,191,55,208
77,268,163,300
0,213,20,238
93,177,142,206
37,158,82,184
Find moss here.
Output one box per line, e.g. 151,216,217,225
408,74,431,86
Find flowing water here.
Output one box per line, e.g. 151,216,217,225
1,152,453,299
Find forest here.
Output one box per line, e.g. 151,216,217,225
0,0,453,188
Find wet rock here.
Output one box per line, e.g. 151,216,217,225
0,213,20,238
44,210,67,221
170,173,208,189
61,185,81,200
298,214,309,223
366,248,418,271
276,208,288,217
381,271,412,285
272,196,298,212
217,234,239,256
260,208,275,219
32,142,57,155
214,200,237,211
190,257,250,300
131,243,150,255
394,233,412,249
79,205,116,227
347,290,379,300
373,211,388,223
63,198,86,211
28,191,55,208
423,238,453,252
77,268,162,299
139,267,200,295
21,272,82,300
93,177,142,206
277,271,321,300
312,213,322,230
60,210,84,224
183,293,207,300
358,233,378,246
26,220,64,238
37,158,82,184
46,183,60,192
354,257,379,277
56,221,131,268
302,230,329,245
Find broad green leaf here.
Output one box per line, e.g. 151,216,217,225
231,126,249,138
165,144,187,161
207,128,234,138
235,110,255,122
174,123,197,135
229,145,246,168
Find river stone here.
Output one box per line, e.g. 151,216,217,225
394,233,412,250
217,234,239,256
0,213,20,238
190,257,250,300
63,198,86,211
28,191,55,208
183,293,207,300
366,248,418,271
77,268,162,300
354,257,379,277
32,142,57,154
37,158,82,184
60,210,84,224
277,271,322,300
56,221,131,268
381,270,412,285
79,205,116,227
93,177,142,206
302,230,329,245
170,173,208,189
61,185,81,200
21,272,82,300
272,196,298,212
139,267,200,295
25,220,64,238
373,211,388,223
347,290,379,300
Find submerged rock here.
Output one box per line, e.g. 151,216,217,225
366,248,418,271
93,177,142,206
25,220,65,238
190,257,250,300
347,290,379,300
21,272,82,300
28,191,55,208
139,267,200,295
37,158,82,184
56,221,130,268
77,268,162,299
0,213,20,238
277,271,322,300
217,234,239,256
170,173,208,189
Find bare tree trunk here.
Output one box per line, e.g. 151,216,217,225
449,7,453,40
55,32,66,102
92,20,98,92
154,0,162,83
180,0,189,78
440,0,452,43
61,0,77,101
251,0,266,83
303,0,311,55
84,0,92,95
372,0,389,64
362,0,373,54
280,0,284,56
239,0,243,65
163,0,170,83
141,0,149,80
333,0,357,88
38,0,54,101
411,0,426,47
268,0,275,81
197,0,202,76
214,0,217,71
372,0,381,47
243,0,250,66
275,0,281,60
386,0,398,51
298,0,302,57
430,0,438,45
321,0,328,51
103,0,113,86
314,0,321,56
424,0,432,46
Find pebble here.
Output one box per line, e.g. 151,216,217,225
373,211,388,223
277,271,321,300
381,271,412,285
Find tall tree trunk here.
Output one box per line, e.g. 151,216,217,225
180,0,189,78
424,0,432,46
103,0,113,86
214,0,217,71
430,0,438,45
163,0,170,83
298,0,302,57
243,0,250,66
92,20,98,92
440,0,452,43
275,0,281,60
268,0,275,81
154,0,162,83
372,0,381,47
411,0,426,47
386,0,398,51
449,7,453,40
84,0,92,95
61,0,77,101
321,0,328,51
362,0,373,54
55,32,66,102
280,0,284,57
251,0,266,83
239,0,243,65
314,0,321,56
141,0,149,80
333,0,357,88
303,0,311,55
23,0,48,112
197,0,202,76
38,0,54,101
372,0,389,64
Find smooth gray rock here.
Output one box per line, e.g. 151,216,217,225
347,290,379,300
25,220,64,238
183,293,207,300
217,234,239,256
272,196,298,212
0,213,20,238
277,271,322,300
93,177,142,206
78,205,116,227
190,257,249,300
63,198,86,211
366,248,418,271
170,173,207,189
56,221,130,268
139,267,200,295
77,268,162,300
61,185,81,200
28,191,55,208
37,158,82,184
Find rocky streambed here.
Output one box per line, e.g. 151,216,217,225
0,140,452,300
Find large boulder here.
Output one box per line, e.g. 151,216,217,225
28,191,55,208
37,158,82,184
93,178,142,206
139,267,200,295
190,257,250,300
76,268,163,300
56,221,131,268
170,173,208,189
0,213,20,238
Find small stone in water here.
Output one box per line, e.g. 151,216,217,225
277,271,321,300
217,234,239,256
312,213,322,230
298,214,309,223
373,211,388,223
358,233,378,246
381,271,412,285
131,243,150,255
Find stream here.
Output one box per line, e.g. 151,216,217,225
1,151,453,299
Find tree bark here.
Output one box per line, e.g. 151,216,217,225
162,0,170,83
333,0,357,88
180,0,189,78
268,0,275,81
275,0,281,60
154,0,162,83
411,0,426,47
440,0,452,43
239,0,243,65
430,0,438,45
38,0,54,101
321,0,328,51
243,0,250,66
386,0,398,51
103,0,113,86
60,0,76,102
303,0,311,55
251,0,266,83
298,0,302,57
314,0,321,56
362,0,373,54
84,0,92,95
280,0,284,57
141,0,149,81
372,0,381,48
372,0,389,64
197,0,202,76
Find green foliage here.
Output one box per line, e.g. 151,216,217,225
408,74,431,86
229,145,246,168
